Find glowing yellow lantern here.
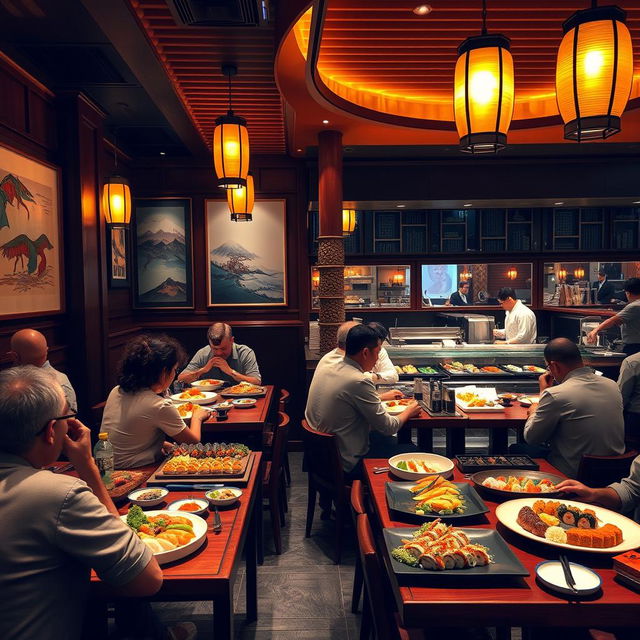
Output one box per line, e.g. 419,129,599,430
558,268,568,282
574,267,586,279
392,272,405,285
454,4,514,155
556,4,633,141
102,176,131,226
506,267,518,280
342,209,357,235
311,270,320,288
227,174,254,222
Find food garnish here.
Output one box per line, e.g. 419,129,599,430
179,389,206,400
410,476,466,515
178,502,203,512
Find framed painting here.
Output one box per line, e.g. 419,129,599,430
107,225,130,288
132,198,194,309
206,199,287,307
0,144,63,319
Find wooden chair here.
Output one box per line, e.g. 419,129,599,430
577,449,638,487
356,513,425,640
350,480,366,614
301,419,350,564
278,389,291,486
263,411,290,554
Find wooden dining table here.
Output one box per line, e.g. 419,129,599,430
89,452,262,640
363,458,639,631
407,402,530,456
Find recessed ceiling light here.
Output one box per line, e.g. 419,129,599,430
296,148,303,152
463,203,472,207
554,201,564,205
633,200,640,204
413,4,432,15
322,119,329,124
159,151,166,156
396,204,406,208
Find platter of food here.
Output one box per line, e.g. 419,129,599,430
191,378,224,391
388,453,454,481
471,470,563,498
455,386,504,412
220,381,266,398
107,470,150,501
170,388,218,405
122,506,207,565
382,398,413,415
456,455,539,472
385,476,489,520
443,362,512,376
155,442,251,478
495,498,640,553
384,521,528,576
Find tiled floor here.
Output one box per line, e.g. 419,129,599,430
154,431,519,639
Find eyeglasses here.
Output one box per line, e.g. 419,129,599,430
35,411,77,436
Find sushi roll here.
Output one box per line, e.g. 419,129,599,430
418,553,445,571
576,510,597,529
466,544,491,566
557,504,580,526
450,549,468,569
439,551,457,570
459,549,477,567
403,542,428,559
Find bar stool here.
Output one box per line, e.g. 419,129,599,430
350,480,366,614
278,389,291,486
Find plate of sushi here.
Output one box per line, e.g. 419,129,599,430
386,475,489,519
385,520,528,576
170,388,218,405
122,506,207,565
495,498,640,553
471,470,564,498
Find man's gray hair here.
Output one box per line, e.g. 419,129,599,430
0,366,64,455
336,321,359,350
207,322,233,345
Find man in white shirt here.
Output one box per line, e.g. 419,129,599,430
493,287,537,344
618,351,640,444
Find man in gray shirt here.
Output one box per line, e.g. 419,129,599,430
618,350,640,444
0,366,162,640
587,277,640,356
178,322,261,385
523,338,625,478
305,324,420,477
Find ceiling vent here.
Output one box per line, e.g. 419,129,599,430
167,0,269,27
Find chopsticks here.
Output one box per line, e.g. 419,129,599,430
559,554,579,594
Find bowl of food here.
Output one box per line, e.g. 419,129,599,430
127,487,169,507
167,498,209,517
205,487,243,507
191,379,224,391
231,398,257,409
497,393,519,407
519,396,540,407
388,452,454,481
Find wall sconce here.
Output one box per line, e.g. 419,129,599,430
558,268,567,282
506,267,518,280
391,272,405,285
460,270,472,280
311,270,320,288
342,209,357,235
574,267,585,279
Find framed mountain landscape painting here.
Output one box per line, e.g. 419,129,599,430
132,198,194,309
0,144,63,319
206,199,287,307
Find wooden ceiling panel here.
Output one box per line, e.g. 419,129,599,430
128,0,286,154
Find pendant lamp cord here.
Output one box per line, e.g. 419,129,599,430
481,0,487,35
227,71,233,115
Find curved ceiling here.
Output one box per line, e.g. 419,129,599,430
277,0,640,152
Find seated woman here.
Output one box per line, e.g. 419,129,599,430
102,334,208,469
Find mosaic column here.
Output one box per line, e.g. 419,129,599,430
318,130,344,354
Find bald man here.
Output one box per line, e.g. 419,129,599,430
9,329,77,412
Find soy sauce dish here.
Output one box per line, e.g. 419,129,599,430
535,560,601,597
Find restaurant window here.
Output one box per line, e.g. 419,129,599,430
421,263,532,308
543,261,640,307
311,265,411,309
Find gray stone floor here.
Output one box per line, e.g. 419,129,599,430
153,431,521,639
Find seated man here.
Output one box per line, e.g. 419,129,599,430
305,324,421,478
178,322,261,385
0,366,163,640
522,338,625,478
366,322,400,384
617,350,640,444
493,287,537,344
9,328,77,412
448,281,470,306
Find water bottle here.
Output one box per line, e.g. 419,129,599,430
431,382,442,414
413,377,423,402
94,432,114,490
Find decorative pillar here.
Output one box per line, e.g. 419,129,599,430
317,130,344,354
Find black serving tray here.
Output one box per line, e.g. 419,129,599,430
385,481,489,521
456,455,540,473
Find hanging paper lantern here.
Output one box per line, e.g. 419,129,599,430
227,174,254,222
555,4,633,141
102,176,131,226
213,113,250,189
507,267,518,280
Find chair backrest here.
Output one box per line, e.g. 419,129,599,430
350,479,366,516
577,449,638,487
357,513,396,640
301,419,346,494
268,411,290,491
278,388,290,414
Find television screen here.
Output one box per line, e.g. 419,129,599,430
421,264,458,299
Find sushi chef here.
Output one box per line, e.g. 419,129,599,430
493,287,537,344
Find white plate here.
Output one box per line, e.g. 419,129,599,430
495,497,640,554
231,398,257,408
381,400,412,415
191,379,224,391
167,498,209,517
127,487,169,507
205,486,243,506
388,452,454,481
120,509,207,565
519,396,540,407
170,391,218,405
536,560,601,596
455,385,504,412
220,385,266,398
175,403,194,420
